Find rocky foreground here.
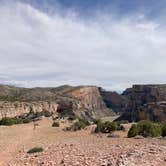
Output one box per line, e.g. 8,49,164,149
7,120,166,166
14,137,166,166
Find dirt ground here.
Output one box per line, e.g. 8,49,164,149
0,118,165,166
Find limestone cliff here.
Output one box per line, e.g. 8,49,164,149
0,101,58,119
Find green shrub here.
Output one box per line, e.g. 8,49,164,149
12,118,23,124
68,115,77,121
70,121,86,131
27,147,44,154
93,119,102,124
137,120,161,137
0,117,16,126
66,119,90,131
128,121,162,138
52,121,60,127
0,117,29,126
128,124,139,137
22,119,31,124
94,120,103,133
78,118,90,126
161,123,166,137
0,110,52,126
34,112,43,118
95,121,117,133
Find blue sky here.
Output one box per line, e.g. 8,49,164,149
0,0,166,91
20,0,166,19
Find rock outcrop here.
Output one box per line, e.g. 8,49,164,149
66,86,114,118
0,85,113,120
118,85,166,122
0,101,58,119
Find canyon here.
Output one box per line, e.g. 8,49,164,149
0,85,113,120
0,84,166,122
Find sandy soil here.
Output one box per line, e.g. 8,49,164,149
0,118,165,166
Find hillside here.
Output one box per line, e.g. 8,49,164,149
1,84,166,122
0,85,114,120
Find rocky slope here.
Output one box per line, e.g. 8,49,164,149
118,85,166,122
0,85,113,120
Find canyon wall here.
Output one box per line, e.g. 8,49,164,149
0,85,113,120
118,85,166,122
0,101,58,119
67,86,114,118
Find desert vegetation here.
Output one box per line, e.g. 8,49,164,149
52,121,60,127
27,147,44,154
65,118,90,131
0,110,52,126
94,120,125,133
127,120,165,138
161,123,166,137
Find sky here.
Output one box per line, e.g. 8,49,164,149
0,0,166,91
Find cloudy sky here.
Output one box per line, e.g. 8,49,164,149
0,0,166,91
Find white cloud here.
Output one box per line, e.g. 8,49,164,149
0,1,166,91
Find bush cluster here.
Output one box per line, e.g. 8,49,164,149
161,123,166,137
27,147,44,154
128,120,163,138
52,121,60,127
67,115,77,121
0,111,53,126
66,118,90,131
94,121,124,133
0,117,22,126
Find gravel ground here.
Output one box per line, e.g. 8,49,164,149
13,138,166,166
0,119,165,166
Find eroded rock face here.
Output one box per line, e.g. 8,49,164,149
0,85,113,120
66,86,114,118
119,85,166,122
0,101,58,119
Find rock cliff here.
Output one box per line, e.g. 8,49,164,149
118,85,166,122
66,86,114,118
0,101,58,119
0,85,113,120
2,84,166,122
